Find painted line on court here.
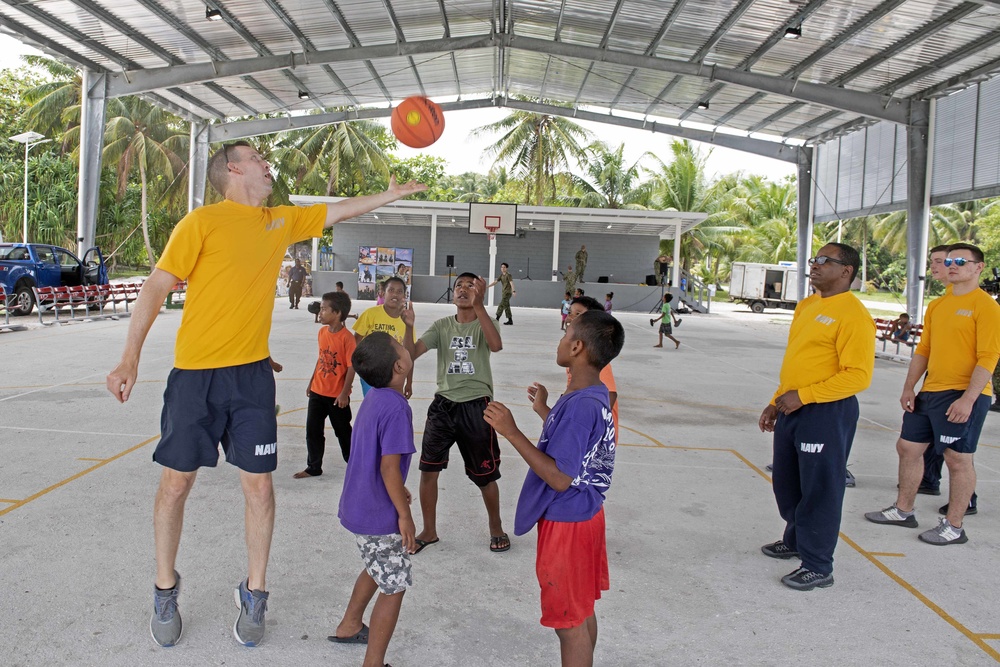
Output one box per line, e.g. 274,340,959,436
0,435,159,518
76,457,106,462
0,498,20,504
626,424,999,663
868,552,905,558
0,425,153,438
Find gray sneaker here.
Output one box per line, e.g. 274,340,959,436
781,567,834,591
234,579,269,646
864,505,918,527
919,517,968,546
761,540,799,559
150,572,182,647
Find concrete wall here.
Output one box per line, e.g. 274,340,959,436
313,269,685,314
327,223,663,285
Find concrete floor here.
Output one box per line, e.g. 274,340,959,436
0,299,998,666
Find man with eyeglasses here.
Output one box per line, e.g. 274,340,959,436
758,243,874,591
866,243,1000,546
105,141,426,648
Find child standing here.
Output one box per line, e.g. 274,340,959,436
484,310,625,667
650,293,681,349
560,292,572,331
354,276,413,397
294,292,356,479
328,332,416,667
604,292,613,313
400,273,509,554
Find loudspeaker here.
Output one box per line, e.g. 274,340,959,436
659,261,670,274
646,274,658,287
597,276,609,283
446,255,455,269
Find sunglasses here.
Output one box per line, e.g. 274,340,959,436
807,255,848,266
943,257,976,267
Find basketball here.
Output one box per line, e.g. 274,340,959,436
391,96,445,148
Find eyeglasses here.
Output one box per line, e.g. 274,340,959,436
808,255,848,266
943,257,976,267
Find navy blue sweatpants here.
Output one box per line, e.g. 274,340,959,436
772,397,859,576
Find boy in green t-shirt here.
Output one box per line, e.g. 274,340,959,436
650,293,681,349
400,272,510,554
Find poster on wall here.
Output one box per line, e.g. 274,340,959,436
358,246,413,301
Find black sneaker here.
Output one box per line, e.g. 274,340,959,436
761,540,799,559
939,502,978,516
845,469,856,488
917,484,942,496
781,567,834,591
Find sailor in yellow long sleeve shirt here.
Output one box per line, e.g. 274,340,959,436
866,243,1000,546
758,243,874,591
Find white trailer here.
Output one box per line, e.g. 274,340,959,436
728,262,801,313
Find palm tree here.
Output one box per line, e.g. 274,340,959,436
22,57,82,152
567,142,650,209
473,107,591,205
102,96,188,270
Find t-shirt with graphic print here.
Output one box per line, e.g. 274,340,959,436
514,383,615,536
419,315,500,403
353,304,414,345
338,387,415,535
309,326,356,398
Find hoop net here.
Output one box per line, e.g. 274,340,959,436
486,226,499,242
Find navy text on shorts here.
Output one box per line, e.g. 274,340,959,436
155,358,278,473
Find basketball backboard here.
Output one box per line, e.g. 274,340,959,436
468,202,517,236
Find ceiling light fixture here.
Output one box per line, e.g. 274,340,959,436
206,6,222,21
373,213,379,220
697,101,710,110
298,91,310,100
783,25,802,39
606,224,612,229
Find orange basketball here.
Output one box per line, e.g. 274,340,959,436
391,96,445,148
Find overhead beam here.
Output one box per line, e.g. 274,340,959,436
105,35,494,98
0,15,102,71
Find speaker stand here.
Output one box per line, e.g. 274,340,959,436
436,269,455,304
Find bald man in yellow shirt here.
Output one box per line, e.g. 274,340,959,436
758,243,874,591
105,141,426,648
866,243,1000,546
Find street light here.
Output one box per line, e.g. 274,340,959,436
9,131,51,244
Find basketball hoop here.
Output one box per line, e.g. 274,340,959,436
486,225,499,242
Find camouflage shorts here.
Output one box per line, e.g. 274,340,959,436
354,533,412,595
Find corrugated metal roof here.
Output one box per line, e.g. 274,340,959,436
2,0,999,143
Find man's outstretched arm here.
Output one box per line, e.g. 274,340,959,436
323,175,427,228
106,269,180,403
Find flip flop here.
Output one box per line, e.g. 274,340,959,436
490,533,511,553
327,623,369,644
412,538,439,555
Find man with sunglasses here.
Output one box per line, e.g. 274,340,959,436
866,243,1000,546
758,243,874,591
105,141,426,648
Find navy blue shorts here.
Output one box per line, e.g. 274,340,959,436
900,390,991,455
419,395,501,486
154,358,278,473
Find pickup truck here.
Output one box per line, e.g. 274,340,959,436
0,243,108,315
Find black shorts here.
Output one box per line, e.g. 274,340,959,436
900,389,991,455
154,358,278,473
419,395,501,486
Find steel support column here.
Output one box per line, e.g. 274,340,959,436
76,71,107,254
905,101,934,322
188,122,209,211
551,219,560,281
429,214,437,276
796,146,815,299
672,223,682,288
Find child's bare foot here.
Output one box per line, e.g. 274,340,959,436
653,344,663,348
293,470,320,479
675,340,681,349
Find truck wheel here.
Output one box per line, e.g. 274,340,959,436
13,284,35,316
750,301,765,314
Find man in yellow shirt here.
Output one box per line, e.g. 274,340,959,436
105,141,425,648
758,243,874,591
866,243,1000,545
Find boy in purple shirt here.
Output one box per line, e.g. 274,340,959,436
484,310,624,667
329,332,416,667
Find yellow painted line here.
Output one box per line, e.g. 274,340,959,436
76,457,106,462
0,498,21,503
841,533,1000,662
0,435,160,518
868,552,906,558
978,635,1000,640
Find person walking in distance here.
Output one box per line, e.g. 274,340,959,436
575,245,588,283
650,293,681,349
288,259,307,309
865,243,1000,545
105,140,425,648
488,262,516,326
759,243,874,590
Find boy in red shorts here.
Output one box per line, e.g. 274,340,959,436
484,310,624,666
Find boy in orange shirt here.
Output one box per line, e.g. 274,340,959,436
294,291,357,478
